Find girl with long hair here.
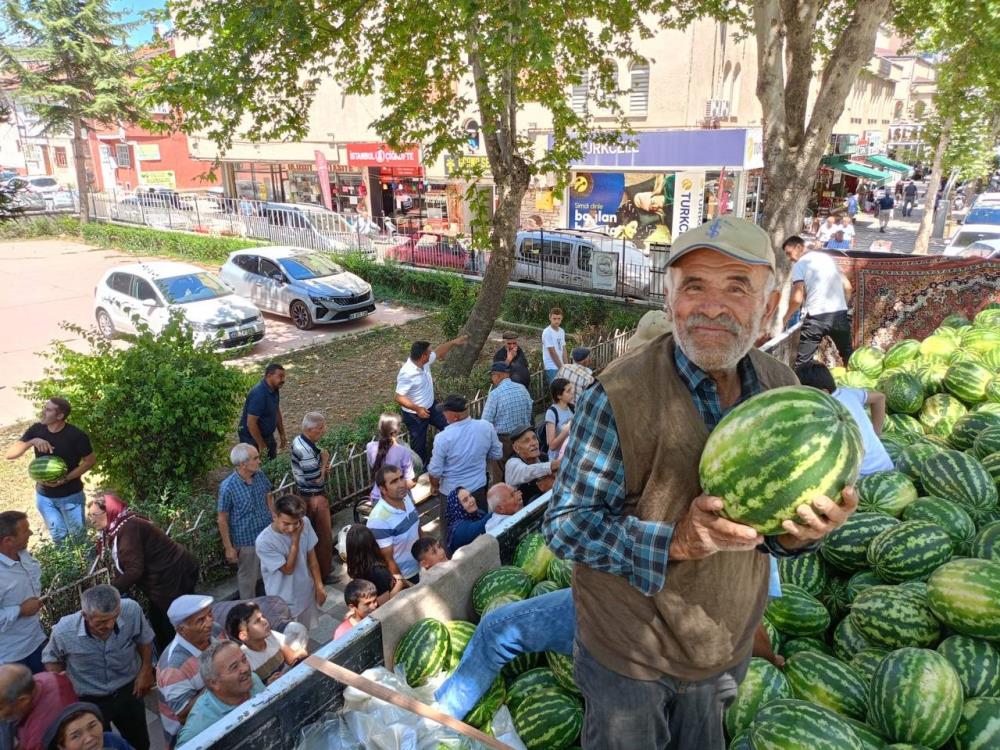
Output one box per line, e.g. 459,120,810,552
344,523,406,604
365,414,417,503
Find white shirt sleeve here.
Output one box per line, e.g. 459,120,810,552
505,457,553,486
790,258,806,284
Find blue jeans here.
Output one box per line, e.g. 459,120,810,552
36,489,85,544
435,589,575,719
401,403,448,466
545,368,558,385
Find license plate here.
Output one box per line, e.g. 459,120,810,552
229,326,256,339
349,310,368,320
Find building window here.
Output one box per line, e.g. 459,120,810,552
628,60,650,116
571,70,589,116
115,144,131,168
54,147,68,168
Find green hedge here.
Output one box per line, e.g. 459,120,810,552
0,214,81,239
81,222,262,264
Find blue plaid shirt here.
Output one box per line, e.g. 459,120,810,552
218,470,273,547
543,344,796,596
481,378,533,435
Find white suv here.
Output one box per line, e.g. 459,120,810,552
93,261,265,349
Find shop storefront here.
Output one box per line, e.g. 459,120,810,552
558,128,764,250
224,159,365,212
816,155,893,214
345,142,433,231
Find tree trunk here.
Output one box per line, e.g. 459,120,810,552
72,116,90,224
914,116,953,255
442,164,530,376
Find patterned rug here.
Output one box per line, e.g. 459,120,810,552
831,255,1000,349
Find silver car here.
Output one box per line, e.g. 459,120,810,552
219,246,376,329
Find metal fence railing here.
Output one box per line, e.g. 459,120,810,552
85,191,664,303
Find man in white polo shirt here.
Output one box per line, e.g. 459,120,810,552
366,464,424,584
394,335,468,465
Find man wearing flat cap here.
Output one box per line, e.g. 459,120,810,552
493,331,531,388
427,395,502,515
481,362,533,483
555,347,594,407
155,594,216,748
543,216,859,749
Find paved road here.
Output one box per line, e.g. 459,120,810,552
0,239,423,426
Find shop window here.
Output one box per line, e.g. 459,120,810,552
571,70,589,115
629,60,649,116
54,147,68,168
115,144,131,168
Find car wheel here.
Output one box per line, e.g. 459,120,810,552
290,300,314,330
96,309,115,339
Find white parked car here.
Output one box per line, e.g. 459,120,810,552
219,246,375,329
94,261,264,349
943,224,1000,256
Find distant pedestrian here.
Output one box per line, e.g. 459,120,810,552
838,215,856,248
217,444,274,602
237,363,287,461
493,331,531,388
427,395,502,512
0,512,46,673
824,229,852,251
394,335,469,465
541,308,567,384
816,215,838,244
903,179,918,217
878,192,895,232
846,192,859,223
555,347,594,406
289,412,334,583
365,414,417,503
5,398,95,545
782,235,854,367
255,494,327,630
894,181,904,200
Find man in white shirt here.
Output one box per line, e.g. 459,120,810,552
255,495,327,629
816,215,838,244
483,484,525,533
394,335,469,466
839,215,856,248
366,465,423,583
541,308,567,384
0,512,46,672
781,235,854,368
504,425,559,504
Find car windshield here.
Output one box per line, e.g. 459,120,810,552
964,208,1000,225
952,230,1000,249
963,243,999,258
279,254,343,280
155,272,230,304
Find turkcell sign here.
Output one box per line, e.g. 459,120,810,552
671,171,706,236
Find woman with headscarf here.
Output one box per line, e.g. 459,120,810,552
344,523,406,605
444,487,491,556
42,702,132,750
86,494,199,650
365,414,417,504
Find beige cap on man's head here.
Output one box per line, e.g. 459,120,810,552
667,216,775,272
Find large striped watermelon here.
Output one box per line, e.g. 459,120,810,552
988,375,1000,403
781,637,834,658
850,648,890,685
821,512,900,573
973,425,1000,459
500,651,545,681
945,360,994,405
545,651,577,695
884,339,921,370
847,570,886,602
393,618,450,687
472,566,534,615
819,575,852,623
838,717,888,750
511,687,582,750
961,326,1000,353
950,411,1000,452
919,450,999,520
919,393,968,438
463,676,505,729
936,634,1000,698
546,556,572,589
699,387,862,534
765,584,830,637
916,360,951,396
777,552,828,596
941,313,972,329
885,413,925,435
867,647,963,748
976,307,1000,328
866,519,954,582
724,657,792,737
530,580,561,598
927,558,1000,639
506,667,563,714
842,371,877,389
970,522,1000,562
883,372,925,415
949,696,1000,750
849,585,941,649
981,452,1000,493
920,334,959,362
849,347,885,377
444,620,476,670
27,455,67,483
513,533,555,583
784,651,868,719
902,496,977,552
896,442,941,487
749,698,864,750
856,471,918,517
482,593,523,615
834,615,875,662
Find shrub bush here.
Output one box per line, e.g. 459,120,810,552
0,214,81,239
20,312,255,503
81,222,262,265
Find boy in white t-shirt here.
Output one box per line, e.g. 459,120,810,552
225,601,307,684
541,307,567,384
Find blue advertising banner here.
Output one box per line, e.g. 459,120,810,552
570,171,680,248
568,172,624,231
553,129,756,170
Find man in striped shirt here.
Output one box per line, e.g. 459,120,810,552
156,595,216,748
289,412,333,582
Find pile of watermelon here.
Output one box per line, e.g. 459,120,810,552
393,533,581,750
728,307,1000,750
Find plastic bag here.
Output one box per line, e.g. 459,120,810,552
294,667,525,750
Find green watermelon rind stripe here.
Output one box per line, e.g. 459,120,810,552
784,652,868,719
512,689,583,750
866,519,954,582
950,696,1000,750
936,634,1000,699
849,586,940,649
927,559,1000,639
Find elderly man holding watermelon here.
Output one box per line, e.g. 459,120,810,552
543,216,862,750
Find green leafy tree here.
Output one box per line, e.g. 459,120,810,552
146,0,652,375
20,312,254,503
0,0,143,222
